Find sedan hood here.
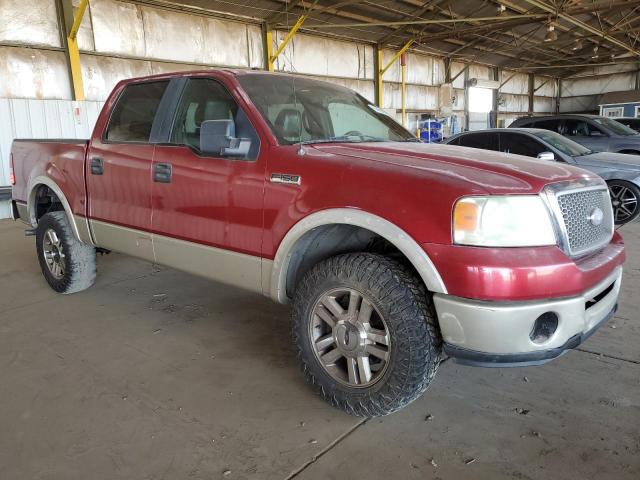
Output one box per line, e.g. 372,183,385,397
576,151,640,171
312,142,595,194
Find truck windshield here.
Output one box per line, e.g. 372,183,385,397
592,116,638,136
237,74,416,145
531,130,592,157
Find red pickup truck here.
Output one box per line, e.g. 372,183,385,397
10,70,625,416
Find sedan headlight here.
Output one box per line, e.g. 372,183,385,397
453,195,557,247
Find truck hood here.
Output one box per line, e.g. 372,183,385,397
312,142,594,194
576,151,640,172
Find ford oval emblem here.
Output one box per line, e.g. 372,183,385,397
588,207,604,226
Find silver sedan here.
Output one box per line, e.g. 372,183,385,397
445,128,640,224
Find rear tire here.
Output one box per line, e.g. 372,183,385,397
36,211,96,294
608,180,640,225
291,253,442,417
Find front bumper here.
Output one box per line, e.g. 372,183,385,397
434,266,622,367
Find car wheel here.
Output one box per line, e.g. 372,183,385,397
608,180,640,225
36,211,97,294
291,253,442,417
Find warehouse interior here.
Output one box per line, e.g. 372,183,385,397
1,1,640,479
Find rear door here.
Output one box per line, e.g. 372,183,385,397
150,76,265,293
86,80,170,260
562,118,610,152
499,132,548,158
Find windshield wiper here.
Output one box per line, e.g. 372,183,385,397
300,135,387,145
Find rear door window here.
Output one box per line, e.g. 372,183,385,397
105,81,169,142
532,119,562,132
500,133,546,157
458,132,499,151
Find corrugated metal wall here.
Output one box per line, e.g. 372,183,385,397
560,64,639,113
0,99,103,217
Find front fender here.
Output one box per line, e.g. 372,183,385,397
266,208,447,303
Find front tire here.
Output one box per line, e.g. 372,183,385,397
36,211,96,294
608,180,640,225
292,253,442,417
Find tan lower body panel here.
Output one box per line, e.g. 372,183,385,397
153,235,264,295
89,219,269,295
90,220,155,262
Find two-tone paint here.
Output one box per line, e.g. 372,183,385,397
10,69,626,366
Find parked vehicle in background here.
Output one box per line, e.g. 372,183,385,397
446,128,640,224
510,114,640,155
9,70,625,416
613,117,640,133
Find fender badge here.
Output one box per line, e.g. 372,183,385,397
270,173,301,185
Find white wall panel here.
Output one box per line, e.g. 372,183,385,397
276,32,371,80
451,62,466,89
559,95,597,113
90,0,146,57
533,96,553,113
535,76,556,97
0,47,71,99
562,73,635,97
500,71,528,95
499,93,527,113
0,0,60,47
142,7,206,64
469,64,491,81
80,55,152,101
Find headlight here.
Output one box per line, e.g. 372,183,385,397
453,195,557,247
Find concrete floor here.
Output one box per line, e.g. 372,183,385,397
0,219,639,480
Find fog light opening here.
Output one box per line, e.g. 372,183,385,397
530,312,559,344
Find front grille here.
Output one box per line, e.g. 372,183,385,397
555,188,613,256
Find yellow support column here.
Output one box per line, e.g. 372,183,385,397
265,29,275,71
378,40,414,110
66,0,89,101
401,52,406,127
269,15,306,70
376,49,383,107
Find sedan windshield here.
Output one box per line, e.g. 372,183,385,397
531,129,592,157
237,74,416,145
592,116,638,136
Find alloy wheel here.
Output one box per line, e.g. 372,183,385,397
609,184,638,224
42,228,66,279
309,288,390,388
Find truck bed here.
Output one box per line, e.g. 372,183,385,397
11,139,89,220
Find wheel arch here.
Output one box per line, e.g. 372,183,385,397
27,176,89,243
267,208,447,303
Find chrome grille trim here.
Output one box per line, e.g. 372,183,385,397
541,179,614,258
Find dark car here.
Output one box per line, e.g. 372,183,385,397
446,128,640,224
614,117,640,133
509,114,640,155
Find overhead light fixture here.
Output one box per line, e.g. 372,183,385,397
544,24,557,42
572,38,583,51
497,4,506,15
592,45,599,59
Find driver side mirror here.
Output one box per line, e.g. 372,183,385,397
200,119,250,158
589,130,604,137
537,151,555,161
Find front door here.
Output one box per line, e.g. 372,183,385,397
563,119,610,152
86,80,170,260
151,77,265,292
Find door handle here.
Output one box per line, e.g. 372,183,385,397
90,157,104,175
154,163,172,183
